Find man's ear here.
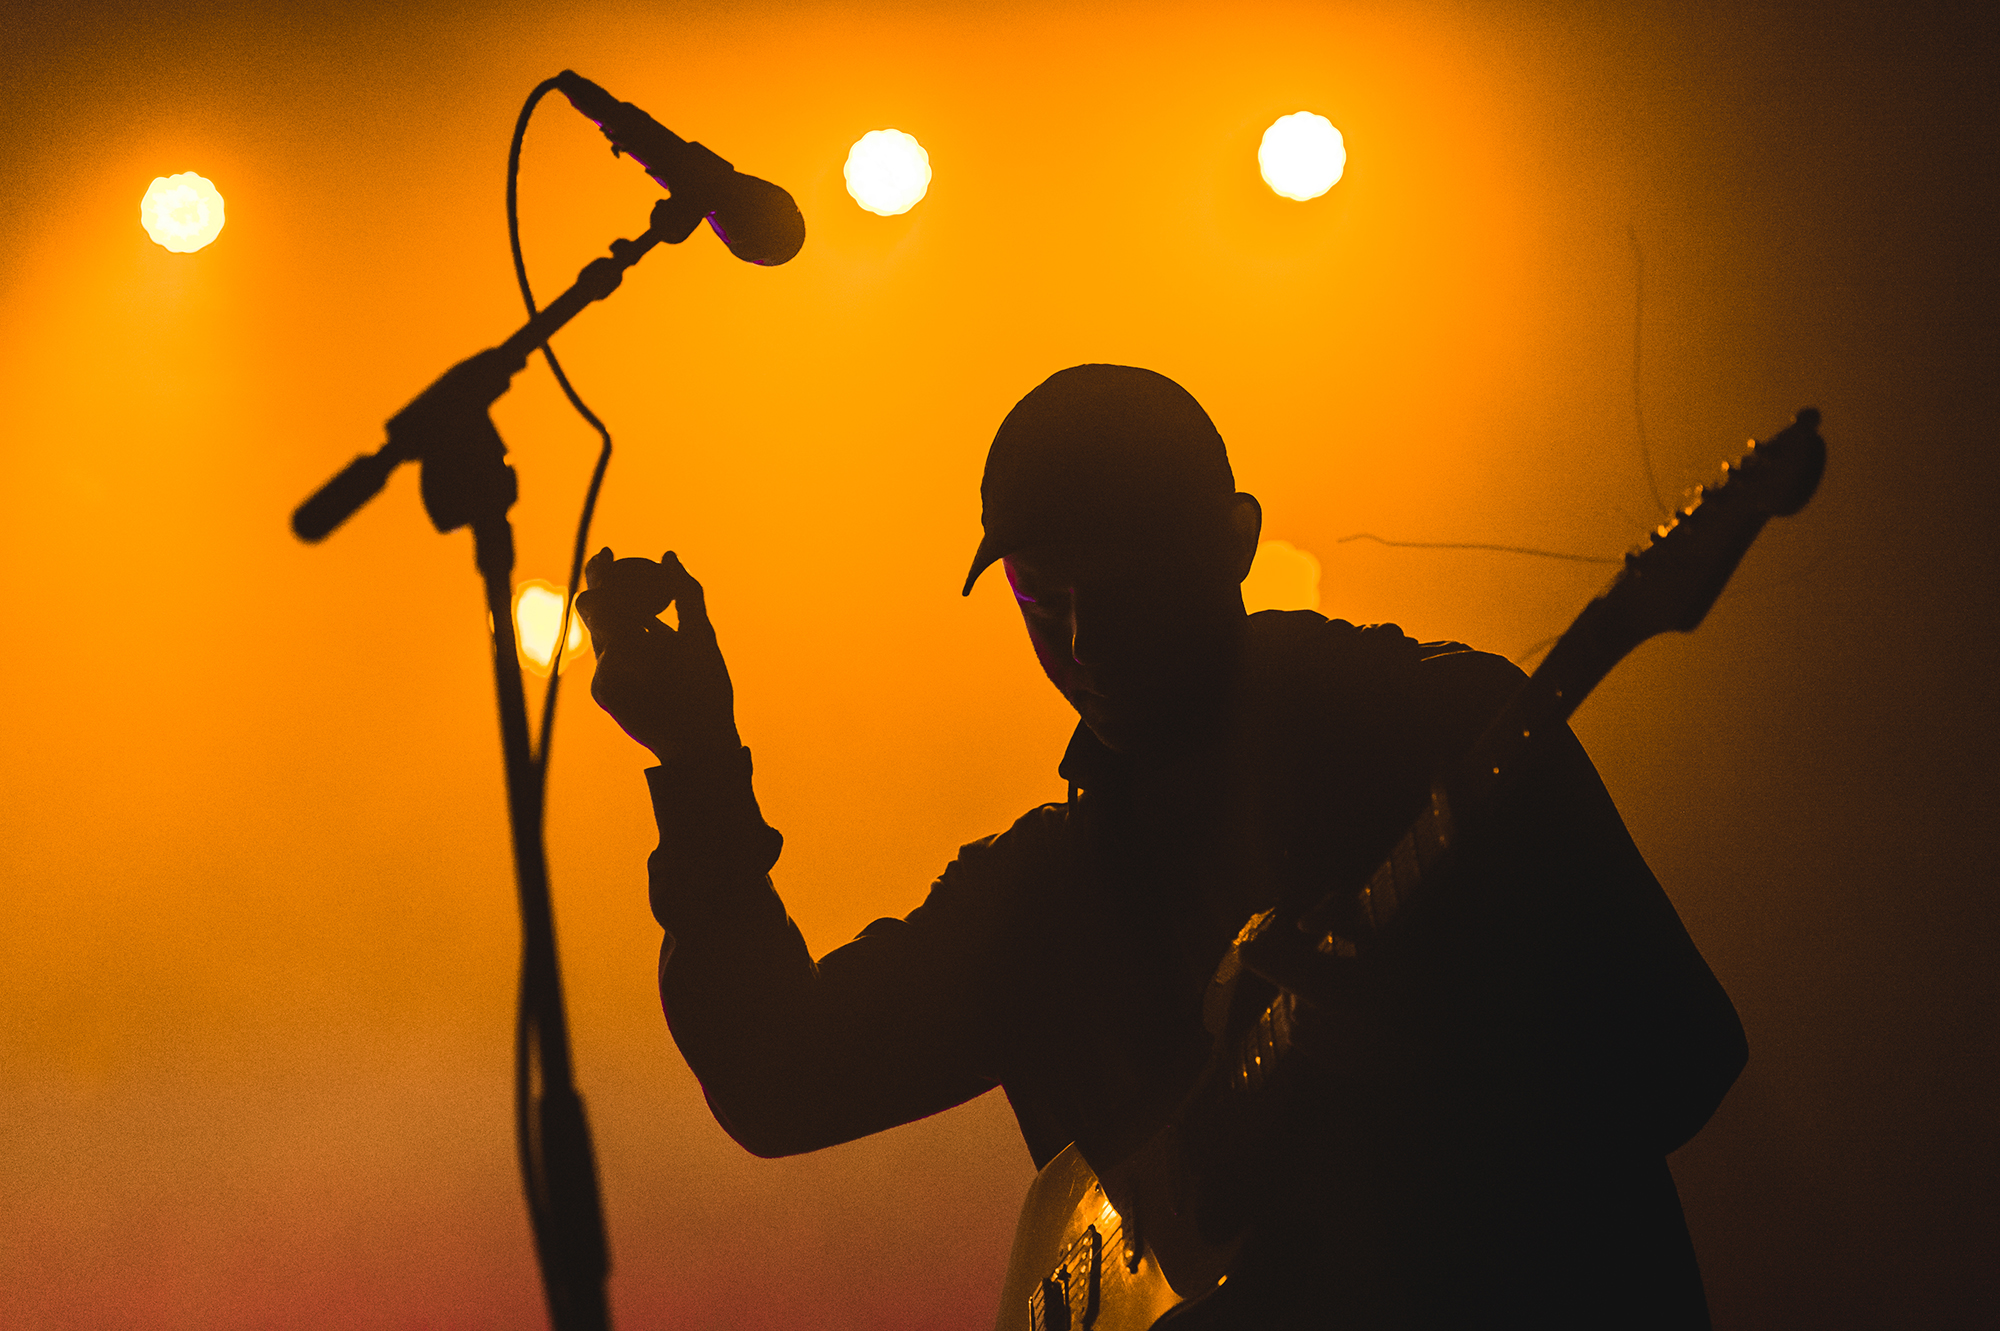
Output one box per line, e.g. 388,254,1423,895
1228,492,1263,581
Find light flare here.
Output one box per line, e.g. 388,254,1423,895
140,172,226,252
1258,113,1346,201
844,129,932,216
513,581,586,676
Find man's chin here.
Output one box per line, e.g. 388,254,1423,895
1077,698,1172,757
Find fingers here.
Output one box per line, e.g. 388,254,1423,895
658,551,715,644
575,546,736,758
578,547,673,644
576,549,635,656
583,546,699,608
572,591,620,657
586,546,670,600
575,546,718,656
577,548,616,654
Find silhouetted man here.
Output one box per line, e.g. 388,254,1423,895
577,365,1746,1328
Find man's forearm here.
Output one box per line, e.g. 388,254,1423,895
644,748,997,1157
644,746,785,941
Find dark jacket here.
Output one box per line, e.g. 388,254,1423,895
644,611,1747,1327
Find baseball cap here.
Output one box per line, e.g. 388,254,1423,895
962,364,1237,596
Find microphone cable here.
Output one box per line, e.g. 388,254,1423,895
507,76,615,785
505,76,618,1329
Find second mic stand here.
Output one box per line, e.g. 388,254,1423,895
294,193,709,1331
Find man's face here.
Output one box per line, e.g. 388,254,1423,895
1003,537,1248,756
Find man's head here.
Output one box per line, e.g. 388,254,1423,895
965,365,1261,755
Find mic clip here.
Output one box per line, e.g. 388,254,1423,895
387,347,522,541
648,193,709,246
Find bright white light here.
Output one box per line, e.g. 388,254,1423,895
140,172,226,252
1258,113,1346,201
1241,540,1322,613
514,581,585,676
844,129,932,216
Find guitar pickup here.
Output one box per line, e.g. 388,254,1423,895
1027,1224,1101,1330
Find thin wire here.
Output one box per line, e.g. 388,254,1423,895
1630,225,1670,520
508,77,617,781
1325,234,1662,584
506,80,622,1317
515,963,542,1253
1332,242,1668,666
1334,532,1622,565
504,86,562,1268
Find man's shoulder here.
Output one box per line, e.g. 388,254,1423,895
1410,637,1526,700
1241,611,1529,782
1248,609,1522,702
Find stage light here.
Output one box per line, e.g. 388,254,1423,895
1242,540,1322,613
513,580,585,676
1258,113,1346,201
140,172,226,252
844,129,932,216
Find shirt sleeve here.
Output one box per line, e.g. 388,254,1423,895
645,747,1006,1158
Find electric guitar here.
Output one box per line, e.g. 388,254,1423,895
993,410,1827,1331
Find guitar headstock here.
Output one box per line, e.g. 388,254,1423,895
1603,408,1826,646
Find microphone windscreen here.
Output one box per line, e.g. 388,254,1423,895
708,174,806,266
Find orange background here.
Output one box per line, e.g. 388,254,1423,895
3,1,1993,1326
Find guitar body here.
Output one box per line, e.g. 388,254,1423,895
993,411,1826,1331
994,1144,1184,1331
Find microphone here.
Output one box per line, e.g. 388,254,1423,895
554,71,804,267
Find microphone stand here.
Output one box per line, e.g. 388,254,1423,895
294,192,710,1331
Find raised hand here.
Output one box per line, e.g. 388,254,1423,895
574,548,741,763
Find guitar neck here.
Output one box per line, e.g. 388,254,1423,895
1458,497,1776,797
1296,454,1788,941
1287,588,1626,945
